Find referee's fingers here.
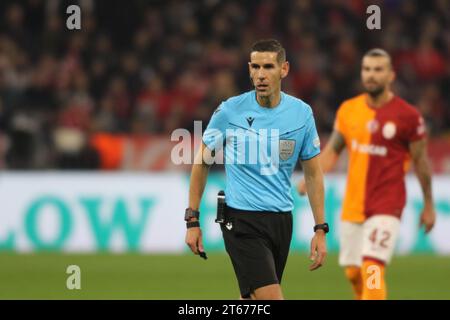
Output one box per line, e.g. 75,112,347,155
309,259,322,271
187,242,198,255
198,234,204,253
186,236,199,255
317,250,326,266
309,238,316,261
425,221,435,234
310,245,326,270
311,251,325,270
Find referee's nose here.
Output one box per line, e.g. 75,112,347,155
257,72,267,82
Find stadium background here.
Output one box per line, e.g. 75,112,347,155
0,0,449,299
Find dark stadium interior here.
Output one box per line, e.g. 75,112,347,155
0,0,449,170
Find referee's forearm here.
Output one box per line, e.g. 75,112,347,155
304,171,325,225
188,163,210,211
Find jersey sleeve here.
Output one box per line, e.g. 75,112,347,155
299,108,321,161
202,102,228,151
404,108,426,142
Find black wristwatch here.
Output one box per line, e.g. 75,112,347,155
314,223,329,234
184,208,200,221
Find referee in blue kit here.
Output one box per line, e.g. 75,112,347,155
185,39,328,300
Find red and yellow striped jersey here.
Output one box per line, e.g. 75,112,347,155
335,94,426,222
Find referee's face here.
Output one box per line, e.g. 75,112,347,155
249,51,289,99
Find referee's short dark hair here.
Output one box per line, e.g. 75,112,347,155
251,39,286,64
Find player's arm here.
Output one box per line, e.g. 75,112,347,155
301,155,327,271
297,130,346,195
185,142,212,255
409,138,436,233
318,130,346,172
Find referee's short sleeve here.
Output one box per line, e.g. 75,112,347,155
299,109,321,161
202,102,228,151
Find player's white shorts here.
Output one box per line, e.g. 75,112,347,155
339,221,364,267
339,215,401,267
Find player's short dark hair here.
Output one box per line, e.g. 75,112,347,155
363,48,392,68
251,39,286,64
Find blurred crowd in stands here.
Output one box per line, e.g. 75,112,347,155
0,0,449,169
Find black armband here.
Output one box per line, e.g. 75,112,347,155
186,221,200,229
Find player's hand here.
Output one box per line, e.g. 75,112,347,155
185,225,204,255
297,178,307,196
309,230,327,271
420,203,436,234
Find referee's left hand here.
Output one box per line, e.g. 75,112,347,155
309,231,327,271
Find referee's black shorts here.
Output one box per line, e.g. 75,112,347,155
221,206,293,298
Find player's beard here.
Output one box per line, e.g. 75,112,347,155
365,84,385,99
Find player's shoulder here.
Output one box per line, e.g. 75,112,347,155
338,94,366,113
282,92,313,116
391,96,422,118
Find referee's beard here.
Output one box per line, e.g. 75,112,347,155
252,79,282,104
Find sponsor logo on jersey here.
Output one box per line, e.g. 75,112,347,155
366,119,379,133
351,139,387,156
382,121,397,140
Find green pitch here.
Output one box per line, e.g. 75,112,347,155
0,253,449,299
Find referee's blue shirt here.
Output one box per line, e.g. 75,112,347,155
202,90,321,212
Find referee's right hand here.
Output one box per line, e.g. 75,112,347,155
185,223,204,255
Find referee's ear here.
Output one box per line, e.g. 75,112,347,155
280,61,290,79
